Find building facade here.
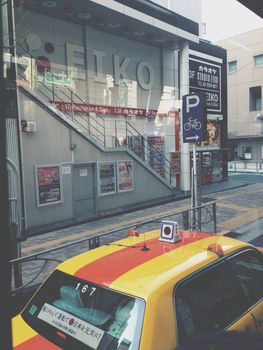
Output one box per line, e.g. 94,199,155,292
2,0,227,234
218,28,263,170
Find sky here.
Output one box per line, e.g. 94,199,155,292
201,0,263,42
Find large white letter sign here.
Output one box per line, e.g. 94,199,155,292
113,54,130,86
93,50,106,83
137,60,154,90
66,43,85,80
186,94,200,113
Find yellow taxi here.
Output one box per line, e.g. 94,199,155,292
12,222,263,349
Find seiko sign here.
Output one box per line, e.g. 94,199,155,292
66,43,155,90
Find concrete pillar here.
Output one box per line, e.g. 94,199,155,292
179,41,190,192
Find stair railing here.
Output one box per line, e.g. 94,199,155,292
15,43,172,184
15,42,106,147
113,120,172,183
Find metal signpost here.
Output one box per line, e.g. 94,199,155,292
182,93,206,229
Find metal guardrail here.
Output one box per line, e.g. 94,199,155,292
10,201,216,296
228,160,263,173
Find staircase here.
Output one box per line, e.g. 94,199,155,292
16,44,172,184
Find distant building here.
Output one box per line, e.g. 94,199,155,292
218,28,263,164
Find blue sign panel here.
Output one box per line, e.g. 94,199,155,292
182,93,206,143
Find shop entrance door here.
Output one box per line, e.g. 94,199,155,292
73,164,95,221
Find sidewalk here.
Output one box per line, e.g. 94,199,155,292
202,179,248,195
20,179,249,258
12,178,258,312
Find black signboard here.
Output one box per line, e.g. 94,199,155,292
189,57,221,113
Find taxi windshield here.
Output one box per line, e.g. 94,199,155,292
22,270,145,350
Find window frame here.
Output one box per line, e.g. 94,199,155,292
249,86,262,112
226,248,263,311
228,60,237,73
254,54,263,68
173,248,263,346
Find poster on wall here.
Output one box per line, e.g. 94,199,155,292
170,152,181,174
127,136,144,160
117,161,133,192
97,162,116,196
206,120,220,147
147,136,165,176
36,165,62,206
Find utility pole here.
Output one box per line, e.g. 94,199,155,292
0,0,16,348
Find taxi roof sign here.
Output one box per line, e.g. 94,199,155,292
160,221,180,243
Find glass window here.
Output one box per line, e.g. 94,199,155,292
228,60,237,73
228,250,263,307
254,54,263,67
249,86,262,111
22,270,145,350
174,264,241,344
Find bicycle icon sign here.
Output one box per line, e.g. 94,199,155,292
182,93,206,143
183,117,202,131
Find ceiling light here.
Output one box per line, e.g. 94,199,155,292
108,23,120,28
134,31,145,36
41,0,56,8
77,13,91,19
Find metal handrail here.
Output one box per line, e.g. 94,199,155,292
10,201,216,295
15,42,106,147
114,120,172,183
15,44,173,183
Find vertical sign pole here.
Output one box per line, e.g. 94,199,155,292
182,92,205,231
192,143,198,229
175,111,180,187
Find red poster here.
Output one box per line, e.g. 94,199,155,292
36,166,61,205
117,161,133,192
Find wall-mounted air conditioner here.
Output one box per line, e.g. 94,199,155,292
21,120,37,133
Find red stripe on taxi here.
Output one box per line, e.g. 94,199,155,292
14,334,61,350
74,231,210,286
